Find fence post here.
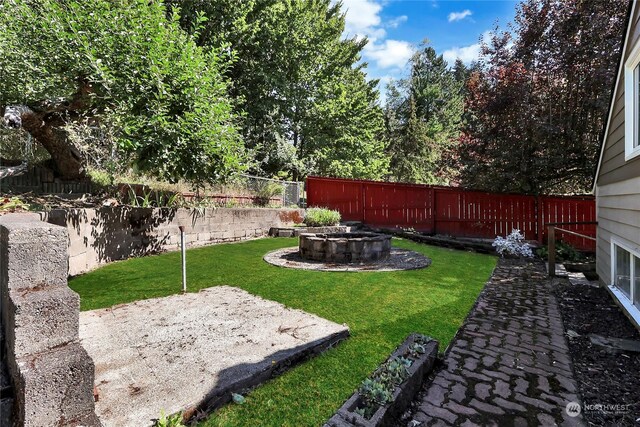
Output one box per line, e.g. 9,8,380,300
548,225,556,277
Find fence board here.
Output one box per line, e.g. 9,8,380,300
306,176,596,251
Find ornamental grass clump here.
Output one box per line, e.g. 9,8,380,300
303,207,341,227
492,229,533,257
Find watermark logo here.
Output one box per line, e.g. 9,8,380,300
566,402,581,417
565,401,632,417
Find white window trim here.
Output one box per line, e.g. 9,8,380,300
624,41,640,161
610,238,640,326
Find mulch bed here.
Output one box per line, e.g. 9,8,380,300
554,281,640,426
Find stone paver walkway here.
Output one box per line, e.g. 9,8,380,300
406,259,584,427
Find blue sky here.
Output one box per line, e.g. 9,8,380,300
338,0,518,96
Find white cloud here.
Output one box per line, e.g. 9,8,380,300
442,31,490,65
364,39,413,69
339,0,413,70
341,0,384,41
386,15,408,29
448,9,472,23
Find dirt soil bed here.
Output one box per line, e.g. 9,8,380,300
554,281,640,426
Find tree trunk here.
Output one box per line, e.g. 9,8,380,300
4,106,85,180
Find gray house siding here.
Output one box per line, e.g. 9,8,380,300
596,179,640,284
598,4,640,186
596,1,640,301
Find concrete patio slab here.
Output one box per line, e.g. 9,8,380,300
79,286,349,427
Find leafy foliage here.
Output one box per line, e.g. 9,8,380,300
357,378,393,419
536,240,585,262
253,182,284,207
155,411,186,427
0,196,33,213
170,0,388,180
303,207,341,227
356,355,413,419
456,0,627,194
0,0,247,184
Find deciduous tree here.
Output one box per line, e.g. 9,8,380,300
0,0,246,184
457,0,627,194
170,0,389,180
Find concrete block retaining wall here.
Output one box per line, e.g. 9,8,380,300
0,214,100,426
41,207,304,276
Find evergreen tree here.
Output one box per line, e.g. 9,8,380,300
0,0,246,184
385,44,463,184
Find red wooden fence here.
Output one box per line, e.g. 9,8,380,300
306,176,596,251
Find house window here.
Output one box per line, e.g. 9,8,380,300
611,241,640,319
635,256,640,310
615,244,631,298
624,44,640,160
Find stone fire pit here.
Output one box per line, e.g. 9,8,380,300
299,232,392,264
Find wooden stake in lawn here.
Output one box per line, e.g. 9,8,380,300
179,225,187,293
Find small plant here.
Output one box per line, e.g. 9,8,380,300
153,191,182,208
87,168,114,190
303,207,341,227
492,229,533,258
357,378,393,419
0,196,31,213
408,342,426,358
254,182,284,207
232,392,245,404
375,357,411,387
536,240,585,262
355,355,414,419
155,411,185,427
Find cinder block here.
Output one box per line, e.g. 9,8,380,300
14,343,100,427
0,216,68,291
4,286,80,359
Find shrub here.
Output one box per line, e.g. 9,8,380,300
536,240,585,262
87,168,114,190
254,182,284,207
492,229,533,258
304,207,341,227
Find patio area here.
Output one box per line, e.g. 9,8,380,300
80,286,348,426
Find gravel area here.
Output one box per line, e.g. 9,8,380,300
263,247,431,272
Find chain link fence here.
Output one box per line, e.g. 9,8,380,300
238,174,304,207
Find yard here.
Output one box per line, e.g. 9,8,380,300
69,237,496,426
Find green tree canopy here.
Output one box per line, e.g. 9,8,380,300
0,0,247,183
170,0,388,180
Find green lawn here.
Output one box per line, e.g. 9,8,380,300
69,237,496,427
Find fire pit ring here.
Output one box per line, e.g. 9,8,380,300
299,232,392,264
